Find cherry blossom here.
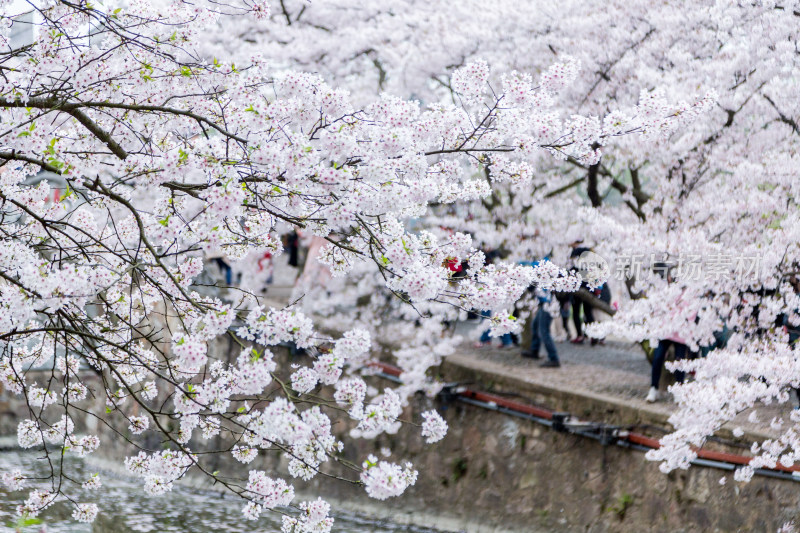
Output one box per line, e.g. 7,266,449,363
0,0,722,526
420,410,448,443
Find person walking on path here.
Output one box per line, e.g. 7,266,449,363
285,230,300,268
473,248,514,348
777,274,800,407
647,265,695,402
590,282,612,345
522,286,560,367
647,338,690,402
780,275,800,345
520,257,560,367
568,243,606,345
554,290,573,340
475,311,514,348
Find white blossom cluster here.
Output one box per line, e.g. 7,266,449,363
0,0,724,526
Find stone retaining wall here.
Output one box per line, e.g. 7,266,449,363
2,350,799,532
317,392,798,532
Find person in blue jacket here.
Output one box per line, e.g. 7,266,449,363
520,258,560,368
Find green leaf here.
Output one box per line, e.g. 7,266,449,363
17,122,35,138
45,137,59,155
47,157,64,171
180,66,192,77
767,219,784,230
140,62,154,82
17,517,43,527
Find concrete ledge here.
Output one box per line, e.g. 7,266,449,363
442,352,671,427
441,351,775,445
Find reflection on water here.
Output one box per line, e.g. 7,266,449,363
0,452,442,532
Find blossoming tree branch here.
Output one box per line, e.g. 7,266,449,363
0,0,717,528
231,0,800,489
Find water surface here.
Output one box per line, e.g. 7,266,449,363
0,452,442,532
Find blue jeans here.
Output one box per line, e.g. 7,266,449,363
479,311,513,346
480,329,513,345
529,307,558,362
480,329,513,346
212,257,232,285
651,340,688,388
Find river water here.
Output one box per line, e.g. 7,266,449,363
0,451,442,532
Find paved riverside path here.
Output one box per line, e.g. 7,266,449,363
251,255,790,443
455,335,658,406
448,324,791,442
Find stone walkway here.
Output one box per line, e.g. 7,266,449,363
457,332,656,404
451,320,790,442
257,256,791,444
